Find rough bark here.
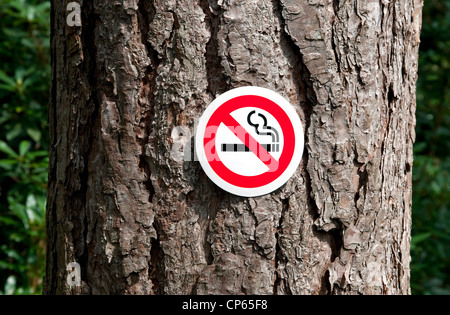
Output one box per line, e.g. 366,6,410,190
45,0,422,295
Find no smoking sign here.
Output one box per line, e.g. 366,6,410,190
196,87,304,197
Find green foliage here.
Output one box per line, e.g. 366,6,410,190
0,0,50,295
411,0,450,295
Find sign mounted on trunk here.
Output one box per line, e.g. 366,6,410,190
196,86,304,197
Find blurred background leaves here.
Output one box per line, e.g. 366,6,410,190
411,0,450,295
0,0,49,294
0,0,448,295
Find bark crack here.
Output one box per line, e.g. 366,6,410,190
331,0,341,75
148,221,164,295
137,0,162,294
273,196,289,295
71,0,101,293
353,159,368,211
199,0,229,97
137,0,158,204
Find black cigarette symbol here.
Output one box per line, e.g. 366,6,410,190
221,143,280,152
221,111,280,153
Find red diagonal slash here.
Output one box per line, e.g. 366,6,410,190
221,114,279,172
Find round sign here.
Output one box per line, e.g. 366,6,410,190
196,86,304,197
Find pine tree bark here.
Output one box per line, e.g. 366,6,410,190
45,0,422,295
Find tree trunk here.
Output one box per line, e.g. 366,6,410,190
45,0,422,295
